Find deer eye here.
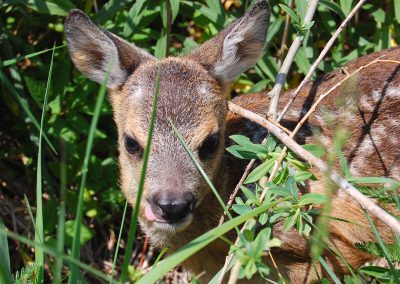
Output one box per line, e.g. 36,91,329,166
124,135,143,157
198,133,220,160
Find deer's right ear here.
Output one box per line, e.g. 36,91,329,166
187,0,270,83
65,9,155,89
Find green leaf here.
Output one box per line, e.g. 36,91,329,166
137,198,288,284
3,0,73,15
395,0,400,23
299,193,327,206
295,0,307,22
279,4,300,24
285,176,298,199
226,145,264,160
283,208,300,232
170,0,180,22
0,69,57,153
122,0,147,37
295,47,312,74
302,144,326,158
359,266,393,279
244,158,277,184
229,135,268,154
294,171,314,182
65,220,93,245
155,33,167,59
340,0,354,16
319,0,346,18
25,76,47,107
240,186,260,205
232,204,253,215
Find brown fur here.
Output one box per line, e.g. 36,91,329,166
229,47,400,282
65,2,399,283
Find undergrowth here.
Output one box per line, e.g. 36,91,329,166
0,0,399,283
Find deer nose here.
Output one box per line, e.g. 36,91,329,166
152,192,195,223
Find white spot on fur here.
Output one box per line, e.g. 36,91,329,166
130,86,144,100
372,90,382,102
386,86,400,99
199,84,208,95
359,97,375,111
286,109,301,118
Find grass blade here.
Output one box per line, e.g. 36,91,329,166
68,67,109,284
55,139,67,284
0,45,65,68
363,209,399,282
138,198,287,284
35,43,55,272
318,256,341,284
169,119,234,221
0,69,57,154
109,172,135,283
119,64,162,283
23,194,43,245
0,229,118,284
0,218,12,284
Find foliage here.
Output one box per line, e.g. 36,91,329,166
0,0,400,283
355,242,400,262
13,263,43,284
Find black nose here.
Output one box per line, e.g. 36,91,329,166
152,192,195,223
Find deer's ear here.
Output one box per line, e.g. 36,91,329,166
187,0,270,83
65,9,155,89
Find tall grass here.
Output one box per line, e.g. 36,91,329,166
119,64,162,283
67,64,110,283
0,218,12,284
1,1,400,283
34,44,56,280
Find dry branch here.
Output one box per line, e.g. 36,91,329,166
277,0,367,121
267,0,319,120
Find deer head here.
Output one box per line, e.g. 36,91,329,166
65,0,270,242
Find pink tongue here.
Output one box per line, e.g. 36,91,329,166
144,204,157,222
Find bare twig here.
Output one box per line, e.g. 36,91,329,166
277,0,367,122
267,0,319,120
219,159,256,225
228,101,400,236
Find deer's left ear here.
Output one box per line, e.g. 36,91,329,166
65,9,155,89
187,0,270,83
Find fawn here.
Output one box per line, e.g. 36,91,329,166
65,0,399,282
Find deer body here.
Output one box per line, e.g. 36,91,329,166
228,47,400,282
65,1,399,282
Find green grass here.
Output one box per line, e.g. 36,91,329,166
119,64,162,283
138,197,289,284
0,218,12,284
67,61,110,283
1,0,400,283
34,44,55,281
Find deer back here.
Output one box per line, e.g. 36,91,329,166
227,47,400,281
